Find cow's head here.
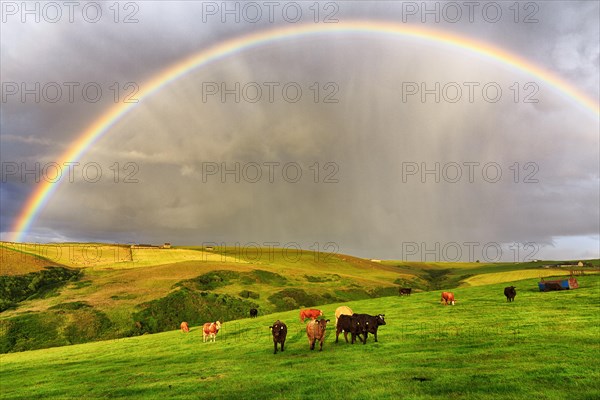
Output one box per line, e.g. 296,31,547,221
376,314,386,325
270,320,287,338
317,319,330,332
215,321,222,331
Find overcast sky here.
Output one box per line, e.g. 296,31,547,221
1,1,598,261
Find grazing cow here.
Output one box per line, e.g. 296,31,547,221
334,306,353,327
202,321,222,343
441,292,455,305
335,314,365,344
399,288,412,296
250,308,258,318
300,308,323,322
180,321,189,333
306,319,330,351
352,313,387,343
504,286,517,302
269,320,287,354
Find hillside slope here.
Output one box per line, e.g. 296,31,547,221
1,242,597,354
0,243,409,352
0,244,67,275
1,275,598,399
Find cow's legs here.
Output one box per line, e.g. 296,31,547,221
281,340,285,352
319,339,323,351
355,333,363,343
343,331,349,343
274,341,278,354
374,331,378,342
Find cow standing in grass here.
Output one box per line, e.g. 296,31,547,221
504,286,517,302
269,320,287,354
180,321,189,333
335,314,364,344
202,321,221,343
352,313,387,343
306,319,330,351
441,292,455,305
250,308,258,318
334,306,353,327
399,288,412,296
300,309,323,322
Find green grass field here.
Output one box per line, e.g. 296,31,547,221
1,275,599,399
1,242,598,399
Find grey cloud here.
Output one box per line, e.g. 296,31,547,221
1,1,598,260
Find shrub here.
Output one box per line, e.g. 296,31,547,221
268,289,323,311
0,313,67,353
131,288,257,335
187,270,240,290
49,301,91,311
239,290,260,299
0,267,81,312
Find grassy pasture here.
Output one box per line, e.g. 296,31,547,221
0,243,237,270
462,269,578,286
1,275,598,399
0,245,66,275
382,259,599,289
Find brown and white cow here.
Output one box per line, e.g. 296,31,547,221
334,306,353,327
306,318,330,351
441,292,455,305
180,321,189,333
202,321,222,342
300,309,323,322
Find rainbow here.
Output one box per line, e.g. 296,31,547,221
9,20,599,243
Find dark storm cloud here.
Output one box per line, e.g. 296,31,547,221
1,1,598,260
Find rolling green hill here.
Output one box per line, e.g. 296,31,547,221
1,242,598,357
0,242,413,352
1,274,598,399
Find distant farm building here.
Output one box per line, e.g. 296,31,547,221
162,243,171,249
370,259,382,263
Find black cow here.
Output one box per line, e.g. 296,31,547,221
504,286,516,302
250,308,258,318
335,314,366,344
399,288,412,296
269,320,287,354
352,313,386,343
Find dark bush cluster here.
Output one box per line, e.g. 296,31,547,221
0,267,81,312
131,288,258,335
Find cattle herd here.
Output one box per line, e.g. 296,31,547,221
182,286,517,353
